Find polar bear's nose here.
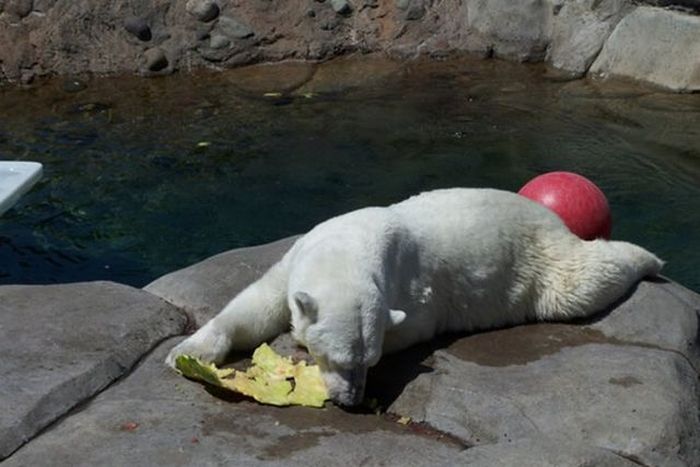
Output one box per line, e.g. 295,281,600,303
330,381,365,406
323,366,367,407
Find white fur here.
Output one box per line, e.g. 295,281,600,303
166,188,663,406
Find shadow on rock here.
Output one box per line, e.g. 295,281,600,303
365,334,461,409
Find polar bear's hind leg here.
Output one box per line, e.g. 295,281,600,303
534,239,663,322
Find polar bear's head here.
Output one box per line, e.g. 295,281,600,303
290,289,406,406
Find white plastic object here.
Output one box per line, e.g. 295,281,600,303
0,161,43,217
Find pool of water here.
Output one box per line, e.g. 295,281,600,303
1,56,699,292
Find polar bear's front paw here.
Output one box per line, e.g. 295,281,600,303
165,326,231,370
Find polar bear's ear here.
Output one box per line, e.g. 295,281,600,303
388,309,406,328
294,291,318,323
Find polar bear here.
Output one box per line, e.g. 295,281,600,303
166,188,663,406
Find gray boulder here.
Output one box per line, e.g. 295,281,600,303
467,0,550,61
144,236,700,465
185,0,219,23
216,15,254,40
0,281,187,460
546,0,631,77
589,6,700,92
441,437,640,466
4,337,466,466
589,278,700,370
387,331,700,465
144,236,300,327
330,0,352,14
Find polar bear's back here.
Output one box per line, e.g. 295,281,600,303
386,188,582,333
391,188,566,233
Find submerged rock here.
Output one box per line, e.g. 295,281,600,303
62,77,87,93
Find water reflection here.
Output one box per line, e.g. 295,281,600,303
0,56,698,291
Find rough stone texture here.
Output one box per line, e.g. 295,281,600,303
330,0,352,15
442,437,639,466
143,47,168,72
4,338,467,466
222,60,317,95
144,236,300,327
467,0,551,61
143,235,700,465
3,234,700,464
590,6,700,92
0,0,697,91
639,0,700,10
546,0,631,78
293,53,404,94
216,15,254,40
0,281,187,460
386,335,700,465
185,0,219,22
589,278,700,370
123,15,152,42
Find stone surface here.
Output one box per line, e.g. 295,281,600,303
0,281,187,460
385,330,700,465
185,0,219,22
209,33,229,49
144,236,300,327
3,231,700,464
588,278,700,370
590,6,700,92
396,0,427,20
142,233,700,465
294,54,404,95
4,338,466,466
442,437,640,466
546,0,631,77
0,0,698,91
330,0,351,14
467,0,550,61
143,47,168,72
639,0,700,10
4,0,32,19
123,16,152,42
223,60,316,95
216,15,254,40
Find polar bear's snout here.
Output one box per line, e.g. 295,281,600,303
321,366,368,406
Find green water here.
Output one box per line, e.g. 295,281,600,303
1,57,699,291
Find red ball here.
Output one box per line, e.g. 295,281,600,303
518,172,612,240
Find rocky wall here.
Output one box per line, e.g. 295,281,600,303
0,0,698,90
